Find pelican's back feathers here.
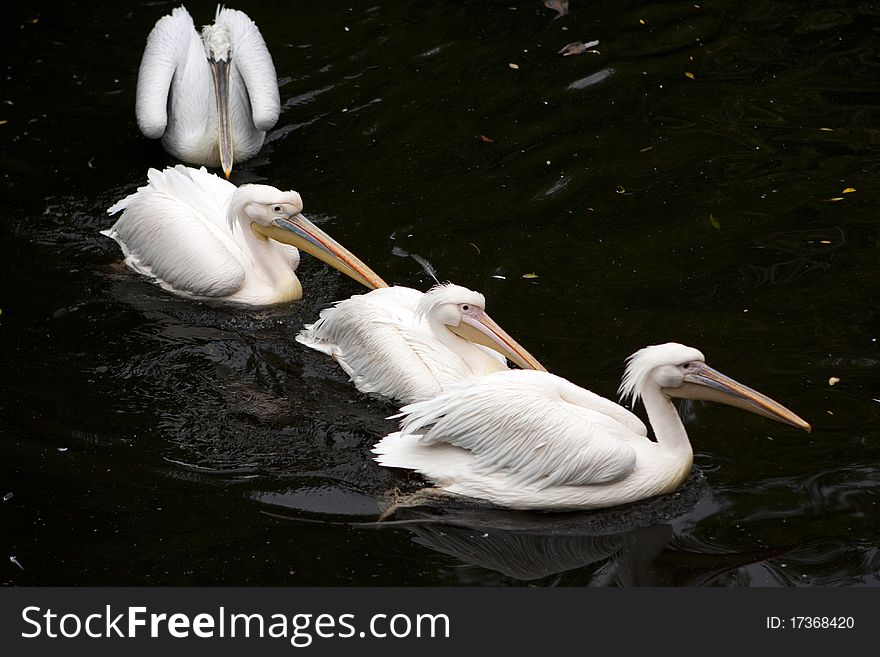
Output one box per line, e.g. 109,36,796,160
297,286,470,402
374,369,644,491
103,166,246,298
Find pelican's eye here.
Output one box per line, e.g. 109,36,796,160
272,205,283,214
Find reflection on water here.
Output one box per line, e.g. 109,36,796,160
376,478,792,585
2,0,879,585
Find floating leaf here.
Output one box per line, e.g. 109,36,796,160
615,185,626,194
0,120,7,126
522,273,539,279
842,187,856,193
824,197,844,202
819,127,834,132
685,71,695,80
708,213,720,230
639,18,646,25
508,63,520,70
476,134,495,143
828,377,840,386
819,240,832,244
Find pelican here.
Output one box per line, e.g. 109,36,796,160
373,343,811,511
102,165,387,306
136,6,280,177
296,283,547,403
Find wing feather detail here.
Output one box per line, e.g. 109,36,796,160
297,287,475,402
387,370,642,489
135,7,199,139
216,8,280,131
104,166,245,298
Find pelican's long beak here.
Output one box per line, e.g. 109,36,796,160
450,311,547,372
253,214,389,290
209,57,234,179
666,363,811,432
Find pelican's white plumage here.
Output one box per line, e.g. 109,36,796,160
296,283,546,403
103,165,387,306
374,343,811,510
136,6,280,176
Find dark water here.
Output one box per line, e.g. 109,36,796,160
1,0,879,586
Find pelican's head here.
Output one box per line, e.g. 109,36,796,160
201,24,235,178
233,184,388,290
619,342,811,431
417,283,547,372
201,24,231,61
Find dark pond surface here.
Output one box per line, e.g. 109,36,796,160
1,0,879,586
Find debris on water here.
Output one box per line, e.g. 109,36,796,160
828,377,840,386
825,197,845,202
709,214,720,230
491,275,506,280
476,134,495,143
9,556,23,571
842,187,856,193
544,0,569,20
639,18,646,25
567,67,615,90
509,63,520,70
0,120,7,126
410,253,439,283
616,185,626,194
820,127,834,132
685,71,696,80
558,40,599,57
57,447,68,452
522,273,539,279
2,492,12,502
392,247,439,283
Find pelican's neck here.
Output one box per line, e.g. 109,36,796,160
424,315,505,375
227,199,298,287
640,385,693,460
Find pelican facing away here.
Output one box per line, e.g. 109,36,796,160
296,283,547,403
136,6,280,177
103,165,387,306
373,343,810,511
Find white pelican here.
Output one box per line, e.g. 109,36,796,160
296,283,547,403
136,6,280,177
103,165,387,306
373,342,811,511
